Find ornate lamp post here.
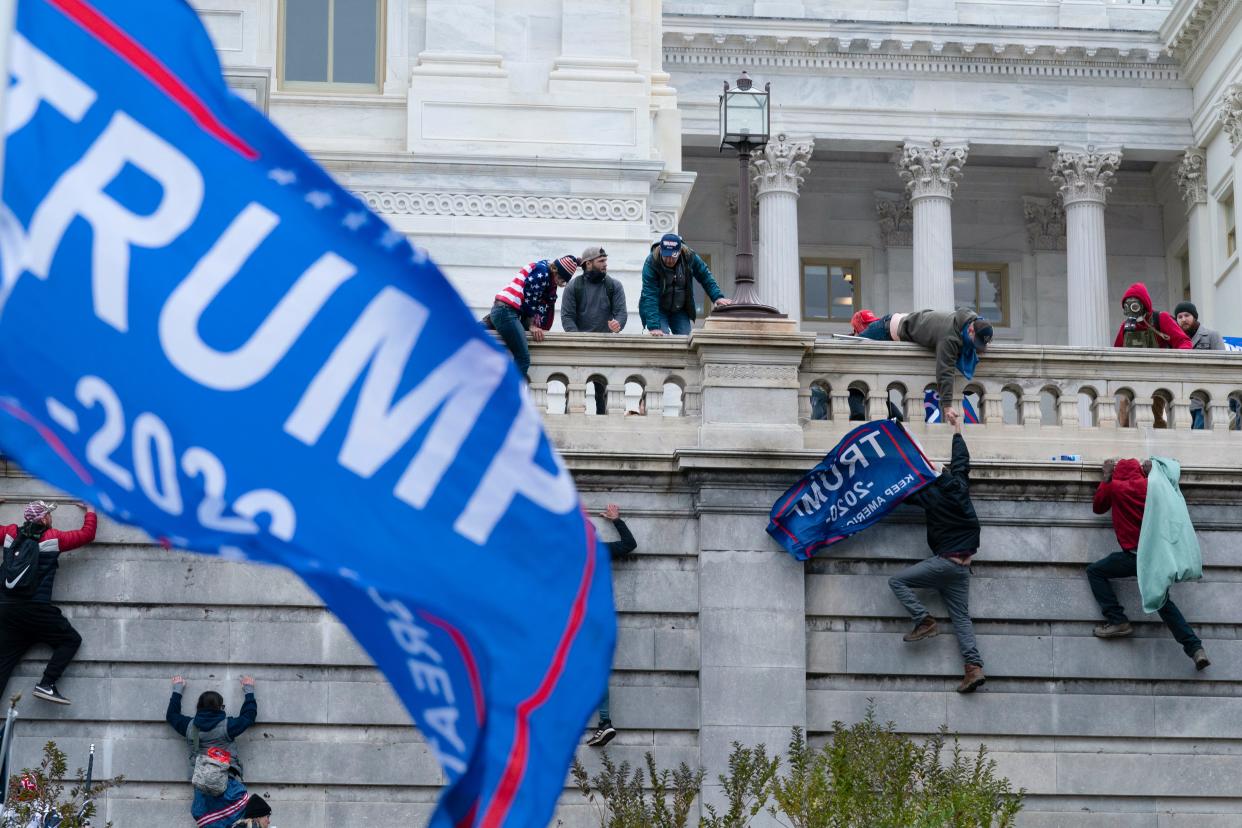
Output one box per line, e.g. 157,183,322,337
712,72,786,319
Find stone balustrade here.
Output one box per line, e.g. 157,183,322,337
528,331,1241,466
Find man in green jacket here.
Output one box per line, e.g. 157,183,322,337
857,308,993,426
639,234,732,335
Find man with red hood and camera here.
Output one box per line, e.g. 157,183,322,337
1113,282,1191,427
1087,457,1209,671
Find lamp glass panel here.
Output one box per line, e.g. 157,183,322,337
725,90,768,142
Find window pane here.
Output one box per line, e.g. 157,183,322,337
978,270,1003,322
953,269,975,309
803,264,828,318
828,265,855,320
284,0,330,83
333,0,379,84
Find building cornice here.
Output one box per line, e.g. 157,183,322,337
1161,0,1229,67
664,14,1179,83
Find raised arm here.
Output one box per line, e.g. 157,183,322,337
227,676,257,739
166,675,191,736
50,507,97,553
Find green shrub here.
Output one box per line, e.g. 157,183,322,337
4,740,125,828
571,751,704,828
570,704,1023,828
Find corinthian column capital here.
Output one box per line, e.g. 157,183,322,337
751,134,814,196
1050,145,1122,206
1218,84,1242,148
897,139,969,200
1176,148,1208,209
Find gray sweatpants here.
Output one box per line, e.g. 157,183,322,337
888,556,982,667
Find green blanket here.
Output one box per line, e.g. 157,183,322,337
1137,457,1203,613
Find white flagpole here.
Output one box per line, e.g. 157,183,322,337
0,0,17,194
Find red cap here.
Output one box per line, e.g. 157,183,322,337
851,309,879,334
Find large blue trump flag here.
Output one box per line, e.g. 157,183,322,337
0,1,615,825
768,421,937,561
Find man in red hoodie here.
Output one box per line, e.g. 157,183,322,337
1086,459,1209,670
1112,282,1191,428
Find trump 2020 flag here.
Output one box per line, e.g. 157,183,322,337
767,421,937,561
0,1,615,825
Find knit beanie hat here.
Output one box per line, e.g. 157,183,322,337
552,255,580,281
243,794,272,817
1174,301,1198,320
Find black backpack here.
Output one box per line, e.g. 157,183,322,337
1,526,44,598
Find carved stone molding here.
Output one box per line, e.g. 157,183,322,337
875,190,913,247
703,363,798,383
1048,146,1122,206
1218,85,1242,149
1176,148,1208,208
357,191,645,221
649,210,677,234
751,134,814,196
897,139,968,200
1166,0,1230,62
1022,195,1066,251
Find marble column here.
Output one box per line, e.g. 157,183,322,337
897,139,968,311
1050,145,1122,348
752,135,813,323
1177,148,1211,321
551,0,644,88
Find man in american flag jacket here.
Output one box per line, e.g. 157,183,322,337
488,255,580,378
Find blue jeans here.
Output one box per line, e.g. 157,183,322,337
489,303,530,377
1087,550,1202,656
1191,408,1205,430
888,555,981,667
657,310,693,335
858,314,894,341
597,687,610,725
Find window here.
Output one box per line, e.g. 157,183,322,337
801,259,860,322
280,0,383,91
1222,191,1237,257
953,263,1009,327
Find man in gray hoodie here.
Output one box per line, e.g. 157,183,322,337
562,246,628,414
1174,301,1225,430
858,308,994,426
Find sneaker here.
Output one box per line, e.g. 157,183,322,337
903,618,938,642
1093,621,1134,639
956,664,986,694
586,722,616,748
32,684,70,705
1192,649,1211,671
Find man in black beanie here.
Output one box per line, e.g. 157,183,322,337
1174,301,1225,430
238,793,272,826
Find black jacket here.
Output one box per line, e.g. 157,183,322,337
905,434,980,556
606,518,637,557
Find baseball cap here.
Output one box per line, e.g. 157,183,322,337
972,319,994,351
659,233,683,256
580,246,606,263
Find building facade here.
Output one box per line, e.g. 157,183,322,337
9,2,1242,826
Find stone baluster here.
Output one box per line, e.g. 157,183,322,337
1095,394,1117,429
904,394,923,423
606,384,626,415
530,380,548,413
797,386,813,421
1134,397,1155,429
646,384,665,419
982,393,1003,426
1050,145,1121,347
684,386,703,417
867,393,889,420
1210,399,1233,432
1058,390,1080,429
830,389,851,423
897,139,968,311
752,135,814,322
1021,392,1042,427
1172,395,1193,431
567,381,587,415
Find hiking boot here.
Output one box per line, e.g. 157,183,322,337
586,722,616,748
903,618,938,642
32,684,70,705
1192,649,1211,671
1093,621,1134,639
956,664,986,694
